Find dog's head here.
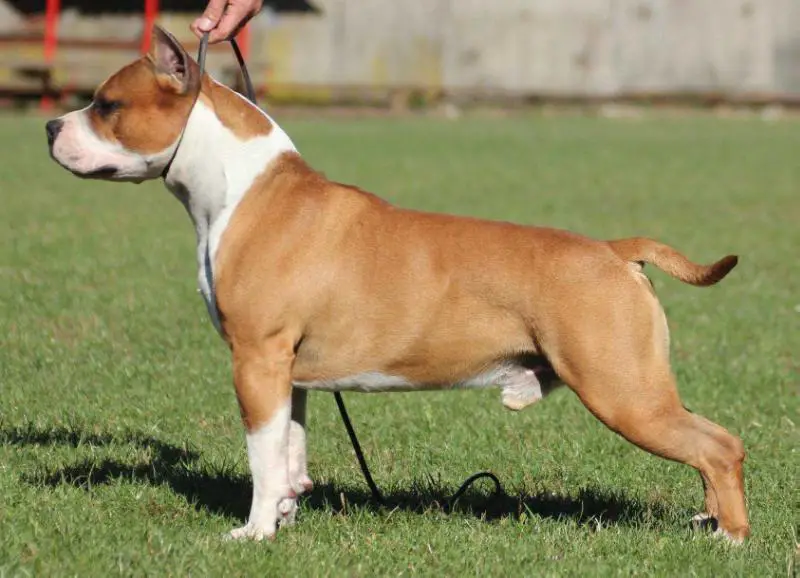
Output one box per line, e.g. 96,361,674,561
46,26,200,183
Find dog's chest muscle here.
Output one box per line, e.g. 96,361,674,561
169,182,224,334
165,98,298,337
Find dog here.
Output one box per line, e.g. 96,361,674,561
45,26,749,543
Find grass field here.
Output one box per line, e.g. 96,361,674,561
1,111,798,576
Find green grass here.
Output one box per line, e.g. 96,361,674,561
1,112,798,576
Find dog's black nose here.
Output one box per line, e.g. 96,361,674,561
45,119,63,146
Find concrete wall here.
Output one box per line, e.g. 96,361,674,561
772,0,800,94
235,0,800,101
3,0,799,101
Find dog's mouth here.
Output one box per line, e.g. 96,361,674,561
59,163,146,185
82,165,118,179
48,150,119,180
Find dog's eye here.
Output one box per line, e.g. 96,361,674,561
92,98,122,118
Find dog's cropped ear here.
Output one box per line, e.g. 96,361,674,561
148,25,198,95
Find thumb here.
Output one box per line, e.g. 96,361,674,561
194,0,228,32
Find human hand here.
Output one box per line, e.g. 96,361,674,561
191,0,264,44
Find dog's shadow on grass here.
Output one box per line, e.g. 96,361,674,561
6,423,674,529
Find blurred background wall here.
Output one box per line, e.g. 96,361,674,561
1,0,798,106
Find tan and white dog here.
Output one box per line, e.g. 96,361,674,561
45,26,749,543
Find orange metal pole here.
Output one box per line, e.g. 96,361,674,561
141,0,159,54
41,0,60,111
237,23,252,95
238,23,250,60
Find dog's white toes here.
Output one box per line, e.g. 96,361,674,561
226,523,276,542
690,512,718,532
690,514,745,545
277,497,298,528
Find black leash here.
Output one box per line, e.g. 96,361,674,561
332,390,385,504
199,32,505,510
197,33,255,105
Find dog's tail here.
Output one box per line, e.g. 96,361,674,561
607,237,738,287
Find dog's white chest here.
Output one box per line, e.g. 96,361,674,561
163,98,297,338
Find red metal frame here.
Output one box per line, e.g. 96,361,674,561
238,24,250,61
141,0,160,55
41,0,158,110
39,2,254,110
41,0,60,110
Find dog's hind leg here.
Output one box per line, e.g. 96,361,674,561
543,280,749,542
576,380,748,542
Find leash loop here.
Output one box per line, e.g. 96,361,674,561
197,32,209,77
228,38,257,104
198,33,506,511
334,389,504,508
196,32,256,104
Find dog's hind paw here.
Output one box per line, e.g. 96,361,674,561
690,512,718,532
690,513,747,545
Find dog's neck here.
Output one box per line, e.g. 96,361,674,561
162,79,296,330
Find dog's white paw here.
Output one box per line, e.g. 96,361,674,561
226,522,276,542
226,493,300,540
690,513,745,545
690,512,717,532
277,496,298,528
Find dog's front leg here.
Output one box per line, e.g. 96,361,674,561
280,387,313,528
228,338,295,541
289,389,313,493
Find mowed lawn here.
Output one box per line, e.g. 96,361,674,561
1,111,797,576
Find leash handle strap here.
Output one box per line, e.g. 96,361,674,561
196,32,257,105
